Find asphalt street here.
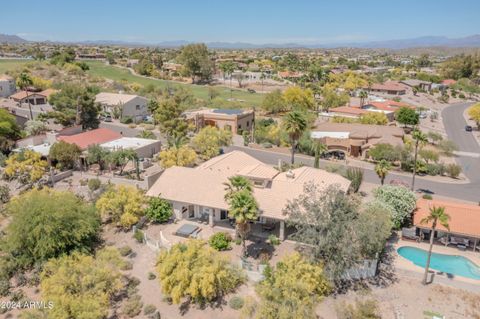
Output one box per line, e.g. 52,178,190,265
225,102,480,202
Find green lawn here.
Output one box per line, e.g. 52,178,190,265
85,61,264,106
0,59,264,107
0,59,32,73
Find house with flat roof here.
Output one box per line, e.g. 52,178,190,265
400,79,432,92
184,108,255,134
95,92,148,122
100,137,161,158
414,198,480,252
146,150,350,240
311,122,404,158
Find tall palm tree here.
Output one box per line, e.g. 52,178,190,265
411,130,428,191
311,140,327,169
359,90,368,107
420,206,450,285
227,189,258,257
17,72,34,120
374,159,392,185
283,110,308,164
223,175,253,200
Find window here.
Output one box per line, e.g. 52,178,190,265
246,121,250,127
136,105,140,110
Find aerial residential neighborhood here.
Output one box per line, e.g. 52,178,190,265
0,1,480,319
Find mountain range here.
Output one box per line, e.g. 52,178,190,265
2,33,480,49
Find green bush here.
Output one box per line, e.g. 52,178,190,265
425,163,442,176
121,116,133,124
0,279,10,297
119,245,133,256
87,178,102,191
0,185,10,204
373,185,416,229
208,232,231,251
229,296,245,310
143,304,157,315
234,238,242,245
268,234,280,246
337,299,381,319
145,197,173,223
133,229,144,243
422,194,433,200
122,294,143,318
446,163,462,178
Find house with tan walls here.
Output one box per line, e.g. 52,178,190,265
146,150,350,240
183,108,255,134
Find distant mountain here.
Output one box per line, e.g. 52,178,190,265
0,34,27,44
3,32,480,49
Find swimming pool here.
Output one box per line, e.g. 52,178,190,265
397,246,480,280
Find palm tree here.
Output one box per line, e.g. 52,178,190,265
227,189,258,257
359,90,368,107
420,206,450,285
17,72,34,120
223,175,253,200
411,130,428,191
283,110,308,164
374,159,392,185
311,140,327,169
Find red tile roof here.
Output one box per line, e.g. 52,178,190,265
331,106,368,115
441,79,456,86
414,198,480,238
367,81,407,92
57,128,121,150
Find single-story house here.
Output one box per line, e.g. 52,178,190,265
184,108,255,134
10,90,48,105
400,79,432,92
146,150,351,240
95,92,148,122
323,106,395,122
414,198,480,251
100,137,161,158
363,81,406,95
57,128,122,150
311,122,405,158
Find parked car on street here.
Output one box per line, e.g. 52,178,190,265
465,125,473,132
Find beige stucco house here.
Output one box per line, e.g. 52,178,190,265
184,108,255,134
146,151,350,240
95,92,148,122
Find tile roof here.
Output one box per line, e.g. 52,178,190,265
147,151,351,221
57,128,121,150
9,90,45,100
414,198,480,238
367,81,406,92
95,92,143,105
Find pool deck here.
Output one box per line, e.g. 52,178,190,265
393,239,480,288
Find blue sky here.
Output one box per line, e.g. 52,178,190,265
1,0,479,44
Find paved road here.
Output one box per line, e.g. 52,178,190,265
441,102,480,184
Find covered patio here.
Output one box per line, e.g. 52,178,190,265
413,198,480,253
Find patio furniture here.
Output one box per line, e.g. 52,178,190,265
262,222,275,231
175,223,200,238
401,227,419,242
457,244,467,251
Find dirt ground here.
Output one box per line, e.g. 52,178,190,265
317,275,480,319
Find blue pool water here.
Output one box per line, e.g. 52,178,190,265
397,246,480,280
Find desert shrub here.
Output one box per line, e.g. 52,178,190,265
87,178,102,191
121,116,133,124
422,194,433,200
425,163,442,176
0,185,10,204
446,163,462,178
119,246,133,256
345,167,363,193
0,279,10,296
209,232,231,251
268,234,280,246
133,229,144,243
229,296,245,310
438,139,458,156
143,304,157,315
147,272,156,280
145,197,172,223
373,185,416,229
337,299,381,319
122,294,143,318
